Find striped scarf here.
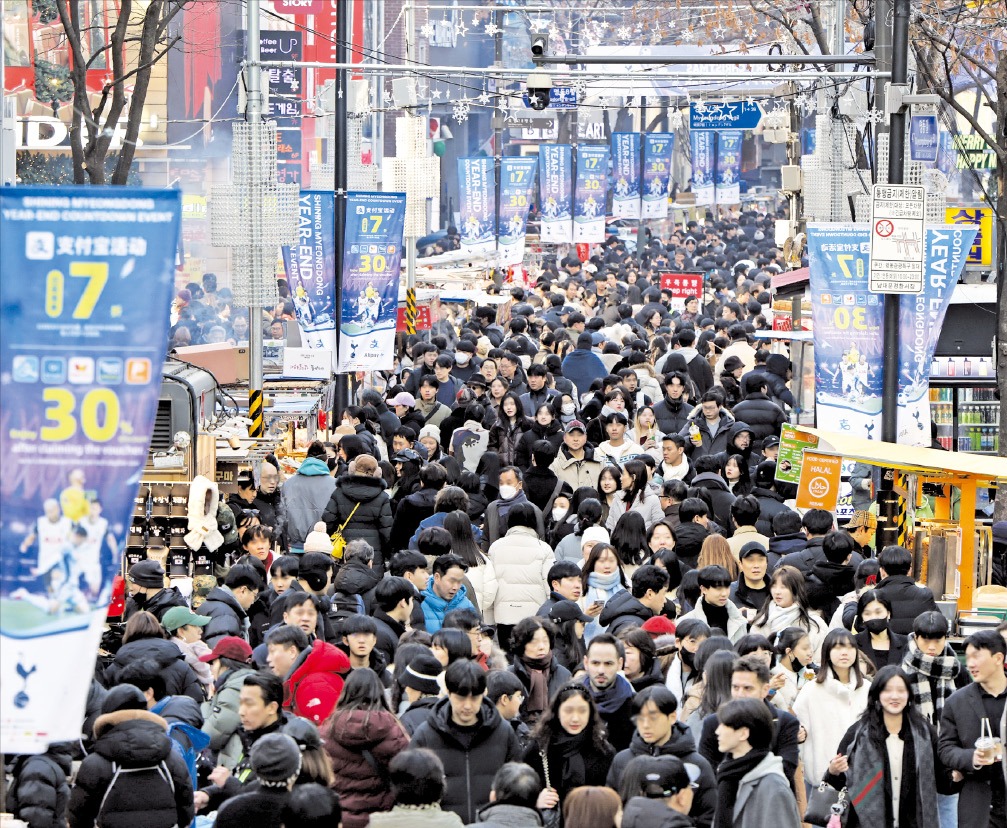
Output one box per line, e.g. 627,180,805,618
901,635,959,725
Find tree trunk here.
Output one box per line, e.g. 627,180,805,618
993,51,1007,520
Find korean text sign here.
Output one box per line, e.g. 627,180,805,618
281,191,336,359
0,187,180,752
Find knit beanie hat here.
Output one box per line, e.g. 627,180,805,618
303,522,331,554
251,734,303,788
419,424,441,446
581,526,610,549
127,559,166,589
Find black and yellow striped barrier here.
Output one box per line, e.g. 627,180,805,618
249,389,263,438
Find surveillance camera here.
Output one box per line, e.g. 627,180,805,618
531,35,549,58
526,72,552,111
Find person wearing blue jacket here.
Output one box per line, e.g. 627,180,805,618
562,333,608,400
421,553,477,633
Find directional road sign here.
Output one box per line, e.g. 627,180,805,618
521,87,578,110
909,113,939,162
689,100,763,131
869,183,926,294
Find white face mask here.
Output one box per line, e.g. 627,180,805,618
455,352,471,365
552,507,567,521
498,484,518,501
561,403,576,415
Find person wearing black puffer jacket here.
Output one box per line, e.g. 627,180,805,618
750,462,793,538
873,544,939,635
322,455,393,571
763,353,796,410
598,566,670,636
101,612,203,703
196,565,261,647
6,741,74,828
731,380,786,445
652,372,692,436
67,686,194,828
514,409,564,470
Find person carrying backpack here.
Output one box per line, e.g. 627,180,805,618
67,685,193,828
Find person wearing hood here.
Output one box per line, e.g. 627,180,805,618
689,456,736,537
804,531,859,619
620,755,704,828
411,661,523,824
731,378,786,445
679,392,737,461
123,559,187,622
6,740,75,828
422,554,478,634
606,684,716,826
762,354,796,410
718,355,745,409
521,442,567,514
561,333,608,399
599,565,670,636
214,733,303,828
101,611,204,703
748,462,792,540
264,626,350,725
722,422,760,471
713,699,801,828
281,441,337,551
67,685,194,828
196,564,261,646
465,762,545,828
653,371,693,437
673,329,714,396
321,454,393,572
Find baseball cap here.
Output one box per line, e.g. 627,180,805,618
738,541,769,560
387,391,416,408
565,420,587,434
161,606,211,633
549,600,593,624
642,757,702,798
199,636,253,664
762,435,781,449
391,448,422,464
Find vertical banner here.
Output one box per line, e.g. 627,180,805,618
457,157,496,256
573,145,610,243
690,130,715,206
642,133,674,218
281,191,336,358
0,186,181,753
538,144,573,243
715,130,742,205
611,133,641,219
897,225,977,445
806,224,884,439
498,156,538,266
339,192,406,372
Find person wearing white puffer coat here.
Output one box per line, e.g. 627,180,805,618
488,502,555,650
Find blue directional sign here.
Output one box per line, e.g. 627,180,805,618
909,113,939,162
522,87,578,110
690,100,763,131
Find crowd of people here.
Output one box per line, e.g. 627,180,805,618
7,213,1007,828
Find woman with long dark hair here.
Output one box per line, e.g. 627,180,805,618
580,543,628,642
769,627,817,712
487,391,530,466
548,600,590,675
323,668,410,828
721,453,753,496
515,403,565,469
605,459,664,532
596,466,622,526
554,496,605,564
749,565,828,656
823,665,948,828
608,510,649,572
617,627,664,691
522,683,616,808
443,509,498,624
508,616,573,725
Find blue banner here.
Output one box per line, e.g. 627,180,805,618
340,192,406,372
690,130,715,206
715,130,742,205
498,156,538,266
539,144,573,243
281,191,336,359
574,145,609,243
909,113,939,163
0,186,180,752
807,224,884,439
457,157,496,255
642,133,674,218
611,133,641,219
898,225,977,445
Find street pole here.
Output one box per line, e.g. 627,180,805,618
245,0,264,438
881,0,910,444
404,2,418,338
493,9,504,281
333,0,350,417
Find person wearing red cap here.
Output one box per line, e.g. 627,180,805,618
199,637,256,770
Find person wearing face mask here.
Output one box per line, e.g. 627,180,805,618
450,339,481,382
853,590,908,669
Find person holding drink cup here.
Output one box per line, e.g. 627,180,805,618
937,630,1007,828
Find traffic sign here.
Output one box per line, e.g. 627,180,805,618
909,113,939,162
521,87,578,110
869,183,926,294
689,100,763,131
502,109,555,128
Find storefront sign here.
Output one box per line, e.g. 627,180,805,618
944,207,993,266
795,451,844,511
776,424,820,485
0,186,180,753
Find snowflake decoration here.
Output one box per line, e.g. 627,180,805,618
668,109,684,129
452,100,471,123
420,22,435,39
680,28,696,43
531,18,550,33
455,19,469,37
573,78,588,99
477,91,491,105
616,25,631,39
484,22,500,37
865,109,886,124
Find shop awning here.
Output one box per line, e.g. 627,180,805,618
806,428,1007,484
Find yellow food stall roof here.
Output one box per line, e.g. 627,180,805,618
805,428,1007,485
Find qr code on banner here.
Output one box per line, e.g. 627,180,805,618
26,232,54,260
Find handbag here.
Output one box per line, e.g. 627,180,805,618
539,749,562,828
329,502,361,560
803,780,847,827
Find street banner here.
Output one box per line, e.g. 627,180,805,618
715,130,742,205
945,206,993,266
573,145,609,243
0,186,181,753
776,425,821,486
498,156,538,266
806,224,884,439
659,272,704,312
281,191,337,361
611,132,641,219
690,130,715,206
642,133,674,218
538,144,573,243
457,157,496,255
339,192,406,372
897,225,977,445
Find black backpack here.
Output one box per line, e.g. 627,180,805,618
327,591,365,636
